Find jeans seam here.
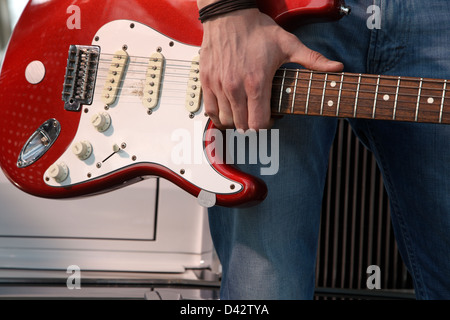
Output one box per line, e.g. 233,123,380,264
364,120,428,299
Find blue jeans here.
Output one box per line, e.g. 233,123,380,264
208,0,450,299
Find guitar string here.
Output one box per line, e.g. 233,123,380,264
270,91,450,118
95,69,444,97
96,52,447,86
94,55,448,93
92,67,448,102
81,56,450,117
269,96,447,116
273,71,446,86
90,77,449,107
270,87,448,119
96,54,448,88
87,73,450,116
272,78,446,94
90,68,450,106
96,53,450,88
84,84,450,120
95,64,448,95
271,83,446,101
87,90,450,119
275,69,448,85
90,77,450,113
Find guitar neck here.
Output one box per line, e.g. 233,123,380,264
271,69,450,124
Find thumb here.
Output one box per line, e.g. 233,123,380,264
288,40,344,72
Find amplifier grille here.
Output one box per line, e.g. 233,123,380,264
316,120,414,298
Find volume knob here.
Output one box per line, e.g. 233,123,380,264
91,112,111,132
72,141,93,160
48,162,69,183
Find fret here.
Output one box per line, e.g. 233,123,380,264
320,74,328,115
440,80,447,124
354,75,379,119
336,73,344,116
278,68,287,113
272,69,300,115
291,69,299,114
373,75,401,121
304,71,327,116
393,77,401,120
305,71,313,115
354,74,362,118
415,78,423,122
393,77,420,122
334,73,359,118
416,78,446,123
372,75,380,119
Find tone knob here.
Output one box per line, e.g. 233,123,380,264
72,141,93,160
48,162,69,183
91,112,111,132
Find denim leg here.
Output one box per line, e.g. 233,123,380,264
208,0,368,300
348,0,450,299
209,116,338,300
349,119,450,299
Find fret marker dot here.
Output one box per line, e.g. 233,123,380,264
328,100,334,107
286,88,292,94
330,81,337,88
383,94,390,101
428,97,434,104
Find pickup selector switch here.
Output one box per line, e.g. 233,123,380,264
91,112,111,132
72,141,93,160
48,162,69,183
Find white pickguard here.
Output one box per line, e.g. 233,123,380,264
44,20,243,204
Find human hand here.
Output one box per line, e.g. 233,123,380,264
198,5,344,131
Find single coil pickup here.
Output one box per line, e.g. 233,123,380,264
101,49,129,106
142,52,165,110
185,55,202,114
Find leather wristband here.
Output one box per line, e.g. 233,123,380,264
199,0,258,23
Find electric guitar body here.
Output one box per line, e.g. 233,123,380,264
1,0,401,208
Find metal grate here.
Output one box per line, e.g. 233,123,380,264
315,120,414,298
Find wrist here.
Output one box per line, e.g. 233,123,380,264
198,0,259,23
197,0,216,9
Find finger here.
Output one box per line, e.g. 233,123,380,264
215,90,235,129
225,87,249,132
246,77,272,131
202,86,223,128
286,36,344,72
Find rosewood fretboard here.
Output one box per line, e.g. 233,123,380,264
271,69,450,124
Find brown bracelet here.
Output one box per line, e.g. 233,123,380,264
199,0,258,23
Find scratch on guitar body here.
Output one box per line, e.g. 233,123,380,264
130,80,145,98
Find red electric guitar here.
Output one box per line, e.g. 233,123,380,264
0,0,448,208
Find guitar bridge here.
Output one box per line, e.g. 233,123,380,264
62,45,100,111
